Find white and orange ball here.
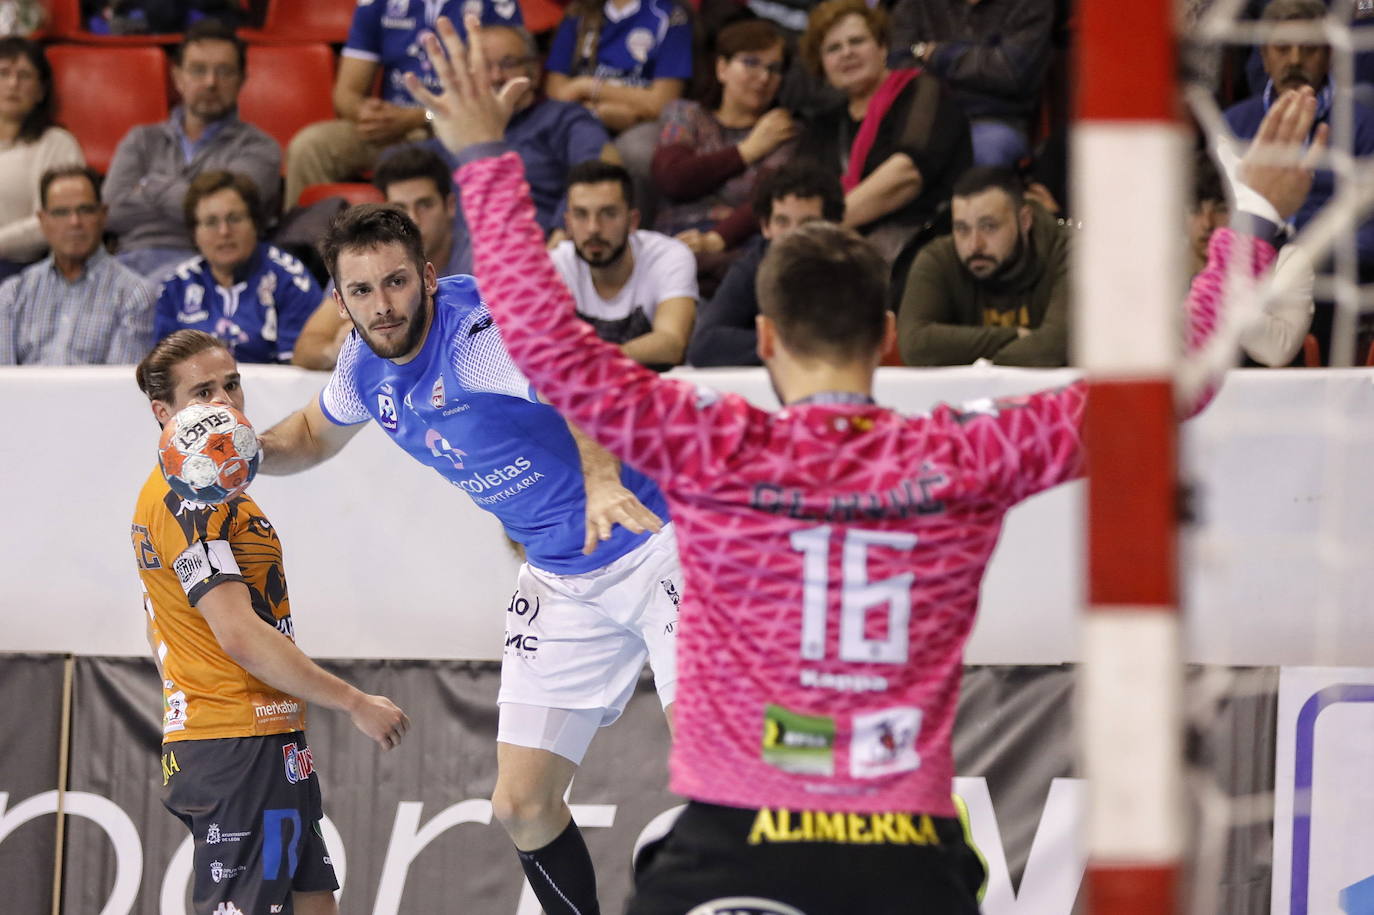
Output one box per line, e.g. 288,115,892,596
158,402,260,503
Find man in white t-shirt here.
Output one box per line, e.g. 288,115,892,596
550,161,697,369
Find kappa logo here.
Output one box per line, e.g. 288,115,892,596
212,904,244,915
282,742,315,784
467,315,494,336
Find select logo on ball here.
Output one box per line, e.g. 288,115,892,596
159,403,261,504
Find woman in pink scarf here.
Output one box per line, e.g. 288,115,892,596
797,0,971,264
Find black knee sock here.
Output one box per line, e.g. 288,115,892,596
516,819,601,915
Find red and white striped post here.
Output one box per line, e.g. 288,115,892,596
1074,1,1186,913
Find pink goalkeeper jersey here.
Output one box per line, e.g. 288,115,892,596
458,151,1275,816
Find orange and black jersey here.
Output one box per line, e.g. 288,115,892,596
131,466,306,743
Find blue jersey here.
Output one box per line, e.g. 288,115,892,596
319,275,669,574
547,0,692,88
345,0,524,106
155,244,319,364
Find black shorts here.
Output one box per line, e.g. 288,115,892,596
627,801,985,915
161,732,338,914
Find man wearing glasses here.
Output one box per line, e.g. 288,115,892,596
105,20,280,281
0,165,156,364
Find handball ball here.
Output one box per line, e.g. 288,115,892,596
158,402,261,504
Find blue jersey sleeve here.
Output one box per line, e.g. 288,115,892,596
343,0,384,61
546,16,579,75
267,248,322,364
320,334,373,425
653,6,694,80
153,280,178,343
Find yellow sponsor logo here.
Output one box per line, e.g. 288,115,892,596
161,750,180,786
746,808,941,846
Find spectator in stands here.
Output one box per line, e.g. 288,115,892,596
797,0,972,264
1224,0,1374,271
443,24,615,241
1190,149,1230,278
284,0,522,208
104,20,280,281
897,165,1070,366
551,160,697,368
0,165,155,364
155,171,317,364
544,0,694,221
1200,139,1315,367
651,18,796,258
889,0,1055,167
0,39,84,277
687,160,843,366
293,144,466,370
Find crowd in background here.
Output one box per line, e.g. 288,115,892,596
0,0,1366,370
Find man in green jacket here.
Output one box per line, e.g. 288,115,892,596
897,165,1072,366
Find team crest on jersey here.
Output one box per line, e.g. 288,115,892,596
431,376,446,408
377,393,399,430
180,284,208,323
625,27,655,62
282,742,315,784
386,0,408,17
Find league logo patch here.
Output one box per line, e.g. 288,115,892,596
660,579,681,608
431,376,445,408
377,393,399,431
762,704,835,776
282,742,315,784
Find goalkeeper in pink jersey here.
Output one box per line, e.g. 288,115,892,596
409,17,1323,914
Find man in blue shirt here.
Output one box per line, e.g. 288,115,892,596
258,205,678,915
1224,0,1374,271
437,24,616,239
292,144,470,370
284,0,523,207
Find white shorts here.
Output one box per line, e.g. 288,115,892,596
497,524,681,760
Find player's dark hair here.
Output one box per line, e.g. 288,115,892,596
39,164,102,209
174,18,247,74
183,170,263,234
566,159,635,209
1193,148,1226,209
373,144,453,199
136,330,229,405
756,222,887,360
754,160,845,224
320,203,426,287
0,38,55,143
952,165,1026,210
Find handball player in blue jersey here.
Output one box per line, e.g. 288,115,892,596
257,204,679,915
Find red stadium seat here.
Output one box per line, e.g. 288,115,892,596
47,45,170,174
239,43,336,169
520,0,568,34
239,0,355,44
298,183,384,208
